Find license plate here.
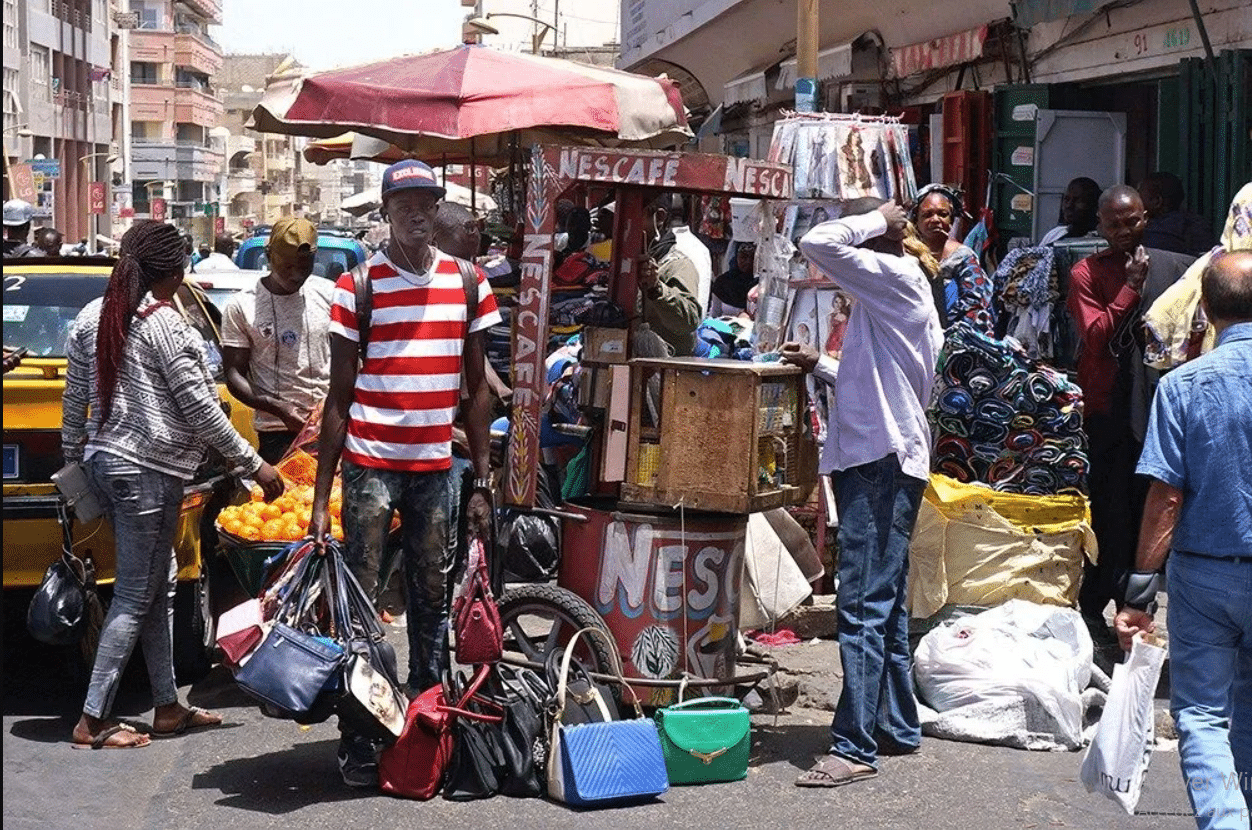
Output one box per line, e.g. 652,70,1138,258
2,445,17,480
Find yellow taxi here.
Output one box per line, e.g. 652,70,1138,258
2,256,255,677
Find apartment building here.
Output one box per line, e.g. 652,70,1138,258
125,0,223,241
3,0,118,244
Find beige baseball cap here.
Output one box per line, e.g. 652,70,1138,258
266,217,318,263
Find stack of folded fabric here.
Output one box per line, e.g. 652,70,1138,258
930,322,1088,495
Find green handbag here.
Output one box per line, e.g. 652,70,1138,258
653,696,751,785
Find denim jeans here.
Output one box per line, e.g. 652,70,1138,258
1168,551,1252,830
82,451,183,719
829,454,926,767
340,460,454,692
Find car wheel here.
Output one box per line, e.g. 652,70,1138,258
172,575,213,685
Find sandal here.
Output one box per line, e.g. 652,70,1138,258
72,722,151,750
151,707,223,738
795,755,878,788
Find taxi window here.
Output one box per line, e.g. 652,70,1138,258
3,272,109,357
238,245,358,278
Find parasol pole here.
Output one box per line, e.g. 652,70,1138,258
441,154,447,186
470,136,477,213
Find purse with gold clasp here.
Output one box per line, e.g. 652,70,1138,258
653,695,751,785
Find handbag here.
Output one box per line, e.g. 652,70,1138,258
234,553,345,718
27,549,95,646
490,665,551,798
216,598,267,667
453,537,503,665
546,627,668,807
653,693,751,785
544,644,618,726
331,548,408,743
379,664,501,801
442,670,507,801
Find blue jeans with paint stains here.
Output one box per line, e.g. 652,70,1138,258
340,460,455,692
829,454,926,768
82,451,183,719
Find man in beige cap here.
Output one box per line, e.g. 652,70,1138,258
221,217,332,462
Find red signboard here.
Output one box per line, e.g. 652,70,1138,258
9,163,38,203
119,206,136,218
151,197,167,222
503,146,793,508
214,216,225,235
88,182,107,214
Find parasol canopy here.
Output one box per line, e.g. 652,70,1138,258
303,133,408,166
251,45,691,165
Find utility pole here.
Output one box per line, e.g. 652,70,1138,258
796,0,819,112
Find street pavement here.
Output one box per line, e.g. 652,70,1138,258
4,608,1199,830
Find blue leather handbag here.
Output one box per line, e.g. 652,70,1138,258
546,628,668,807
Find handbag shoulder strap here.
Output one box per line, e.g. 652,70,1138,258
664,696,744,712
554,627,641,721
453,256,479,339
351,262,373,359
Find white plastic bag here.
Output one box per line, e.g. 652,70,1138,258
913,600,1094,750
1079,636,1167,814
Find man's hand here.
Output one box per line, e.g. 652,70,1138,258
254,461,285,502
878,201,909,238
779,341,820,372
1125,245,1150,292
637,256,660,292
2,346,25,374
307,501,330,551
466,488,493,540
1114,608,1156,652
276,404,306,434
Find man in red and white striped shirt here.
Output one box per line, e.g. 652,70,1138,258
308,160,500,788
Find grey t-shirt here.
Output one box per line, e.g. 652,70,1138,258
221,276,333,432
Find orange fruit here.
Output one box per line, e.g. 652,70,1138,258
260,503,282,521
243,510,265,529
274,496,295,513
261,519,286,540
297,506,313,525
222,519,245,536
239,524,262,541
250,485,264,502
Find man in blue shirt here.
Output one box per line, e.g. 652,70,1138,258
1116,250,1252,830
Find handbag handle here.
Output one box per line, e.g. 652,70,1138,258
554,627,643,722
660,696,744,713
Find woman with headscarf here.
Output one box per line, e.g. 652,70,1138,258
62,220,284,749
911,183,995,334
1143,181,1252,369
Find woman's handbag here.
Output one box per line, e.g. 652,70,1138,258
379,664,501,801
216,599,267,667
546,627,669,807
544,645,618,726
653,694,751,785
442,670,508,801
453,537,503,665
491,665,551,798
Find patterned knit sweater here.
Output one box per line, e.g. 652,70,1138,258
62,295,262,480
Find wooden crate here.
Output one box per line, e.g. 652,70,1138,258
620,357,815,514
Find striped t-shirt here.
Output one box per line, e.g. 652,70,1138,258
328,248,502,472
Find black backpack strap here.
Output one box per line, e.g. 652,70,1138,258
351,262,373,359
453,256,480,341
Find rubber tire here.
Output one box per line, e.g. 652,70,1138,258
497,583,616,676
172,576,212,685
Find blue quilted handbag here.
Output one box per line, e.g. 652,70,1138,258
546,628,668,807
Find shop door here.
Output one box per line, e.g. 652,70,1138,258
1032,110,1126,242
1180,50,1251,240
941,90,992,218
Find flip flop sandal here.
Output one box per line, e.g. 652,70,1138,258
73,723,150,750
795,755,878,788
151,707,223,738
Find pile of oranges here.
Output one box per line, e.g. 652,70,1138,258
217,481,344,542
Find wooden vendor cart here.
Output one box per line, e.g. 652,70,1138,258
493,145,814,706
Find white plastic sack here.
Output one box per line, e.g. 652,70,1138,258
739,511,813,630
1079,637,1167,814
913,600,1094,750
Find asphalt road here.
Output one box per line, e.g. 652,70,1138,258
4,612,1200,830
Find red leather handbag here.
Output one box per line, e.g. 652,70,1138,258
379,665,499,800
453,538,503,665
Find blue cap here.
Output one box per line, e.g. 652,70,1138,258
381,160,446,201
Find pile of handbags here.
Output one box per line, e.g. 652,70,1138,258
218,538,755,807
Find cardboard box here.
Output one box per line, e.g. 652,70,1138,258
582,326,629,365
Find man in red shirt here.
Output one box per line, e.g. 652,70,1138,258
1067,185,1152,634
308,159,501,787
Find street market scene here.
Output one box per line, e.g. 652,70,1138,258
2,1,1250,828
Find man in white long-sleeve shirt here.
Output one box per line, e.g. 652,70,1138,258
783,198,942,788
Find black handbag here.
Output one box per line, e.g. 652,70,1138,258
490,665,550,798
27,549,95,646
442,670,507,801
544,645,619,726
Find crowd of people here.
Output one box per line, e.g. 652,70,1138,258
13,149,1248,828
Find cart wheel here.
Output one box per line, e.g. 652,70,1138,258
497,583,616,676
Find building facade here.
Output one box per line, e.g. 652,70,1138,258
3,0,118,245
464,0,619,56
125,0,224,243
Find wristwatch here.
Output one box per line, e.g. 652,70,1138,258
472,477,494,492
1124,570,1162,613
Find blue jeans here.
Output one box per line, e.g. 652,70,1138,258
83,452,183,719
829,455,926,767
1168,551,1252,830
340,461,455,692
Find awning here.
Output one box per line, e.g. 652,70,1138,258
723,68,770,106
889,24,989,79
1011,0,1105,28
776,39,857,90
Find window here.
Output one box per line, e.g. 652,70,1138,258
3,0,17,50
31,46,50,88
3,68,18,125
129,0,159,29
130,61,158,85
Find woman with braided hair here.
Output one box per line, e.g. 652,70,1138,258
62,220,284,749
910,183,995,334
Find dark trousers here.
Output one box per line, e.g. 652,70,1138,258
1079,413,1148,620
257,430,298,465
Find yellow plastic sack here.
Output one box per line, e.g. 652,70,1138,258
907,475,1096,618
